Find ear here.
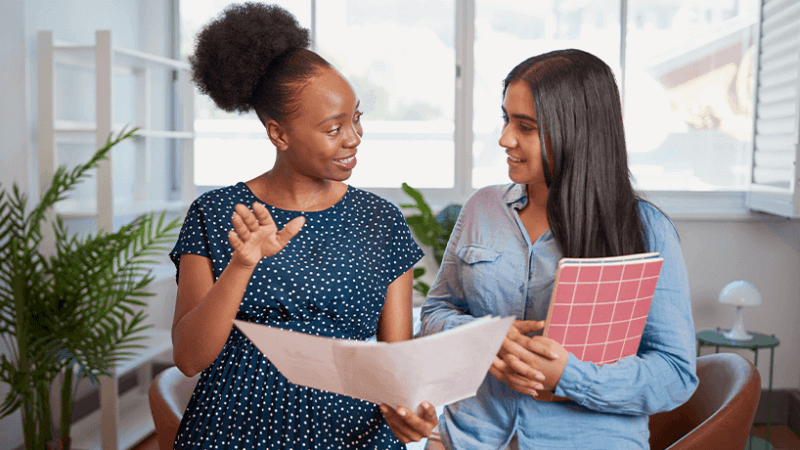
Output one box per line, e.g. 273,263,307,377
266,120,290,151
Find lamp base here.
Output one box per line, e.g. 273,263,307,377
724,329,753,341
724,305,753,341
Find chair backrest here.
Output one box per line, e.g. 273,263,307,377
648,352,761,450
148,366,199,450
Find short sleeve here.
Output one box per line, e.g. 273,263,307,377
169,200,211,283
384,204,425,284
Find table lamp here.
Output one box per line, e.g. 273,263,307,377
718,281,761,341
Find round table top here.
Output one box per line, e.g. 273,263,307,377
696,329,780,349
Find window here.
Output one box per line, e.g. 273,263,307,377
314,0,456,189
747,0,800,218
180,0,762,210
624,0,757,191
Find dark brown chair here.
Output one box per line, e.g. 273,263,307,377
649,352,761,449
148,366,199,450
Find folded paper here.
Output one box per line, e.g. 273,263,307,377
233,315,515,410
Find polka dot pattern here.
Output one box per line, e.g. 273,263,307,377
169,182,424,449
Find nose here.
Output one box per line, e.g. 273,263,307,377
499,125,516,149
344,121,361,148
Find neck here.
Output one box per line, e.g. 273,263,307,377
248,156,344,211
524,182,549,213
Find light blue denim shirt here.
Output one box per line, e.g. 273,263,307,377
420,184,698,450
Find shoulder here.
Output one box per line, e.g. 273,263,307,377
464,184,511,205
192,182,250,212
347,186,404,218
636,200,678,251
460,184,514,218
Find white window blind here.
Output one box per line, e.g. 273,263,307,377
747,0,800,217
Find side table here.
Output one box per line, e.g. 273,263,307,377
696,329,779,450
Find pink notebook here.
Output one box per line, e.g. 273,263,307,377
543,252,663,365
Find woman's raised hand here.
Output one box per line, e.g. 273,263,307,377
489,320,568,396
228,202,305,268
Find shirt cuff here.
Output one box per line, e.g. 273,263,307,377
553,353,590,402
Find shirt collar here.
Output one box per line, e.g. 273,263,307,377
504,183,528,210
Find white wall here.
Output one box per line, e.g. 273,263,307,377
0,1,173,448
677,218,800,391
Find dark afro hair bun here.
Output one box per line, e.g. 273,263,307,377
189,2,311,113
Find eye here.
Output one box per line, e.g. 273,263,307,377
328,127,342,135
354,111,363,124
502,113,509,124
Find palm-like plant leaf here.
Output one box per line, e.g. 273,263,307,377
0,127,181,449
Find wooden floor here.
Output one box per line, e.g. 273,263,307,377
133,425,799,450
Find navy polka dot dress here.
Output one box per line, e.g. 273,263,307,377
169,182,424,449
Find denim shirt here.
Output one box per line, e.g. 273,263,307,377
420,184,698,450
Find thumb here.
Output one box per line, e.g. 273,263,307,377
514,320,546,335
276,215,305,246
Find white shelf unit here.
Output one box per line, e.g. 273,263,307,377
71,329,174,450
37,30,194,450
37,29,195,230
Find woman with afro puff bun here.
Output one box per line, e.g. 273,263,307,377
168,3,437,448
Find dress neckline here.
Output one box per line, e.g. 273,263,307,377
236,182,351,214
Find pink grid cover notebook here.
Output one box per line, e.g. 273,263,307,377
543,252,663,365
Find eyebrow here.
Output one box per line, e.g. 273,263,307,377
317,100,361,126
501,106,537,123
511,113,537,123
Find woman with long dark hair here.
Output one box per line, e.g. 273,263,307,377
420,49,698,449
169,3,437,448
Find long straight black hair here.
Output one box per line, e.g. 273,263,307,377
504,49,646,258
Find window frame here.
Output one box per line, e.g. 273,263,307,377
187,0,783,220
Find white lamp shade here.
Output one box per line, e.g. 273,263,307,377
718,281,761,307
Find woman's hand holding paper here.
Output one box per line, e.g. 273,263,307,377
380,401,438,444
489,320,568,396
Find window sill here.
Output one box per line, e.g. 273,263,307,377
197,185,798,223
643,191,797,222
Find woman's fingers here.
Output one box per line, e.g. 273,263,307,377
418,401,438,426
505,329,561,361
491,364,543,396
381,405,417,443
503,353,546,383
228,229,244,251
251,201,275,228
234,203,261,232
512,320,546,335
380,403,437,444
277,215,305,246
231,211,250,241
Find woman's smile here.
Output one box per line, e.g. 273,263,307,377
507,153,525,164
335,154,357,170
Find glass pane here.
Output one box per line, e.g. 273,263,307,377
624,0,759,190
472,0,622,188
315,0,456,189
180,0,311,188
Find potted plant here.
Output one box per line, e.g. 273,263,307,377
0,128,181,450
400,182,462,297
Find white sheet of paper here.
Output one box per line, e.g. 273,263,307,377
233,316,515,409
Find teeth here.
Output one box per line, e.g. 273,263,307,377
509,156,523,162
337,156,354,164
